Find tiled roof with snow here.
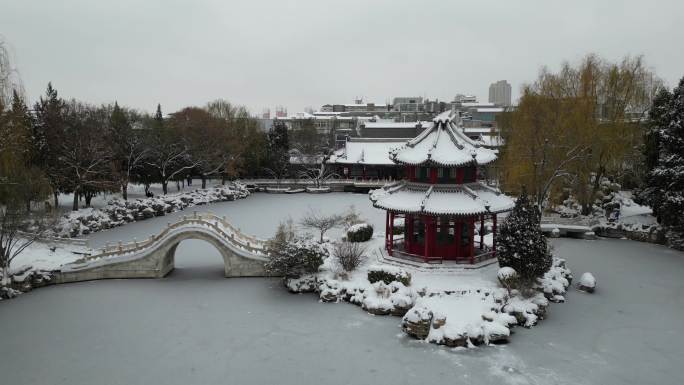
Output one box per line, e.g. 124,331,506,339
362,121,429,129
389,110,498,167
370,181,514,216
329,138,405,165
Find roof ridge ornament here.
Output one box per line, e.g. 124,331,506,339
445,121,465,150
461,184,478,200
419,185,434,211
427,121,442,160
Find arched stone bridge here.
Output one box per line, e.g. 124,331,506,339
55,213,269,283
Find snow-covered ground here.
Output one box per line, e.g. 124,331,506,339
11,240,87,271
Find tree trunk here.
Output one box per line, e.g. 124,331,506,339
221,175,226,185
26,199,31,213
121,181,128,201
72,190,79,211
176,180,181,192
162,181,168,195
53,191,59,208
85,193,93,208
201,175,207,189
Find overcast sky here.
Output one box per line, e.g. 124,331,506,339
2,0,683,115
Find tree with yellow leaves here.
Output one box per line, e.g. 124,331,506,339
499,54,662,214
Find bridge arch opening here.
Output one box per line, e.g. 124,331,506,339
159,231,235,279
164,239,229,279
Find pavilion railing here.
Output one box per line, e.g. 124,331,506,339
388,238,495,265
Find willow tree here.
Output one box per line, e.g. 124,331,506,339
0,38,23,106
0,93,51,288
500,54,662,213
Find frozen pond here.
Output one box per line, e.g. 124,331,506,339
1,193,684,385
87,192,385,249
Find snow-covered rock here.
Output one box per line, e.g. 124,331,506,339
402,290,518,346
284,274,318,293
578,272,596,293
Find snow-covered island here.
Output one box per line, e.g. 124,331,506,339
284,238,572,347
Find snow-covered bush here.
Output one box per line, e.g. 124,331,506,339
264,237,328,278
333,241,365,272
346,223,373,242
367,265,411,286
497,191,552,288
535,258,572,302
300,209,343,243
497,267,518,292
51,183,249,238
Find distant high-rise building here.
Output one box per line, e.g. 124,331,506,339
453,94,478,103
261,108,271,119
488,80,512,106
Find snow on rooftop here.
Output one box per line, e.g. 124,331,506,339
370,181,514,216
460,102,495,107
475,107,505,113
390,111,498,167
330,139,406,165
363,121,429,129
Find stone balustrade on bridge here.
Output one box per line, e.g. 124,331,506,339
54,212,270,284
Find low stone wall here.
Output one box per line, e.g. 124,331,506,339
594,226,665,245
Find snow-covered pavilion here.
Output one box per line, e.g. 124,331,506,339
370,111,514,264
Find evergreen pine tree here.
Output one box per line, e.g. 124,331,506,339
266,120,290,180
153,103,164,129
496,190,552,284
111,102,130,133
9,90,33,145
648,77,684,249
32,82,65,207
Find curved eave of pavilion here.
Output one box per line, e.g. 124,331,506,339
369,181,514,217
388,110,499,168
388,153,497,168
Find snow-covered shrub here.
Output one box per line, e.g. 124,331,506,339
300,209,343,243
346,223,373,242
333,241,365,272
367,265,411,286
534,257,572,302
340,205,363,229
0,285,22,300
50,183,249,237
497,267,518,292
284,274,317,293
264,237,328,278
497,191,552,288
266,219,296,251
